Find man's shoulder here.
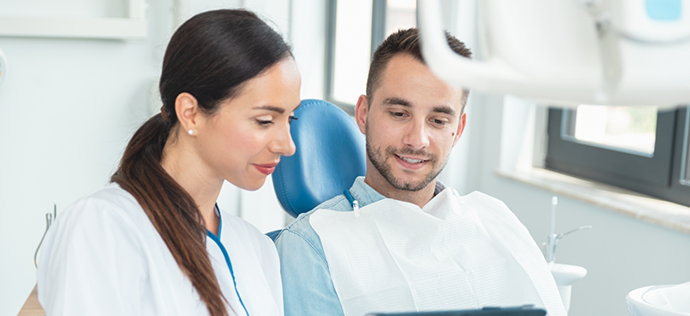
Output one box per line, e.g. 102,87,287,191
459,190,526,228
280,194,351,238
276,194,352,248
313,194,353,212
463,190,510,210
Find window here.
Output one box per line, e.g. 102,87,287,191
325,0,417,113
567,105,658,155
546,105,690,207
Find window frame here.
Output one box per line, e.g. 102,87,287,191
546,106,690,207
323,0,388,115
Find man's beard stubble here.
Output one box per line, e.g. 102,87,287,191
365,122,446,192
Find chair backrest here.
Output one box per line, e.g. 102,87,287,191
272,99,367,218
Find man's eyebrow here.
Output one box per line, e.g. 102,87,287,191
382,97,412,107
384,98,456,116
252,105,285,114
432,105,456,116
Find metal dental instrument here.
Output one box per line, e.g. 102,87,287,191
544,197,592,263
34,204,57,268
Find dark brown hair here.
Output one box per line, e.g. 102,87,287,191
111,9,291,316
366,27,473,111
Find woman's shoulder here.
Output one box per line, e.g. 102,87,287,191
57,183,147,233
37,184,159,314
38,184,153,270
66,183,136,209
76,183,139,208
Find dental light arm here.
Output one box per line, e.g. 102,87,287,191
417,0,690,108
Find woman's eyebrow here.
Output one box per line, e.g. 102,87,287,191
252,105,285,114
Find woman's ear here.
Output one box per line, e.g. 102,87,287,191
175,92,199,136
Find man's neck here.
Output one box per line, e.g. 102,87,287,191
363,172,437,209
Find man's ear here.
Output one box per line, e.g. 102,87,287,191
175,92,199,136
355,94,369,135
452,112,467,147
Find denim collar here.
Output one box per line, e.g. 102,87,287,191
348,176,447,208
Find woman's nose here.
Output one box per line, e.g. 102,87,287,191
270,124,296,156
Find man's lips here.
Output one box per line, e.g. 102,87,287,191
396,154,428,163
394,154,429,170
254,163,279,175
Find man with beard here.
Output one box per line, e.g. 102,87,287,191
274,28,566,316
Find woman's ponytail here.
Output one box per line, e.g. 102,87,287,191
111,9,292,316
112,114,230,316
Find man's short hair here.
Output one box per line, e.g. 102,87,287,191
365,27,473,111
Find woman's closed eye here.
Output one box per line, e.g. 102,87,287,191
256,115,274,127
257,115,298,127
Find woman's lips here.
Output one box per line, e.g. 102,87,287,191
254,163,278,175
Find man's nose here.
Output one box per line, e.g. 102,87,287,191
402,119,430,149
270,123,296,156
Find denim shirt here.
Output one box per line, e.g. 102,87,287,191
274,177,445,316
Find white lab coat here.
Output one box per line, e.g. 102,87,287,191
37,183,283,316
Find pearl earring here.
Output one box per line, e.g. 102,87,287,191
187,129,194,135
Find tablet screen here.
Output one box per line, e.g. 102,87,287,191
365,306,547,316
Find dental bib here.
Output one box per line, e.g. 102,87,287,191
310,189,566,316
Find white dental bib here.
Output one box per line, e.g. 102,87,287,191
310,189,566,316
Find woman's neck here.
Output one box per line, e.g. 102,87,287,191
161,137,223,235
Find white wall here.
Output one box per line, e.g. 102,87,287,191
0,1,172,314
464,92,690,316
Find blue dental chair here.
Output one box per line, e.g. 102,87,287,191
267,99,366,240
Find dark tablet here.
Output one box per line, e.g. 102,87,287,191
365,306,547,316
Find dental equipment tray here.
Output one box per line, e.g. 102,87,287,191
365,306,546,316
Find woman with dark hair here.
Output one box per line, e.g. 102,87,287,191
36,9,298,316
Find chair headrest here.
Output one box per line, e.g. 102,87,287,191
272,99,367,218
